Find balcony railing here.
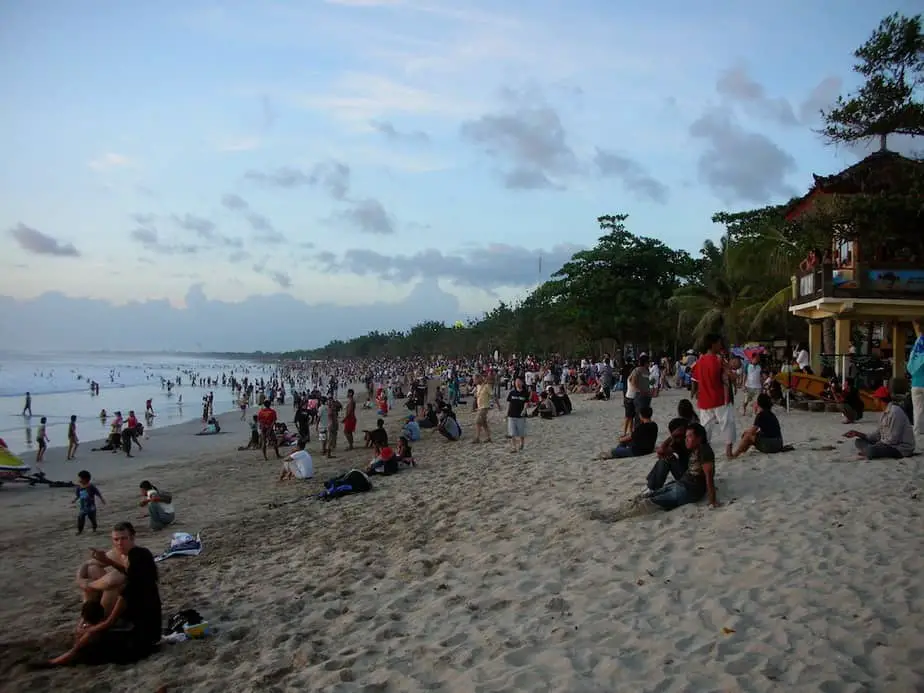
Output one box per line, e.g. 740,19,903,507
793,263,924,304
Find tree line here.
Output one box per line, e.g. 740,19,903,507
282,13,923,362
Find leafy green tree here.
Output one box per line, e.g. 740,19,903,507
820,12,924,145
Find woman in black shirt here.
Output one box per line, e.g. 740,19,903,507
729,393,785,458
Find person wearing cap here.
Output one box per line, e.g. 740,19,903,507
844,383,915,459
909,318,924,437
368,445,399,475
402,414,421,442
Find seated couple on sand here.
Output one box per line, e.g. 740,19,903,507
844,383,915,459
50,522,162,666
366,438,416,475
593,420,718,522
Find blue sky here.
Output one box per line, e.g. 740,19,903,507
0,0,919,351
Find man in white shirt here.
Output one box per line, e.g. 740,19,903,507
741,353,763,415
281,439,313,480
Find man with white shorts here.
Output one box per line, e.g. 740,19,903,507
691,333,736,457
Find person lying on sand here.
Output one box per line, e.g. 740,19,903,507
591,422,718,523
597,406,658,459
729,394,791,458
844,384,915,459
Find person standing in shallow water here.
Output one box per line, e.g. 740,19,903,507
22,392,32,417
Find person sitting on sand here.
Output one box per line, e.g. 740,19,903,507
280,439,313,481
840,379,865,424
530,391,558,419
52,530,161,666
417,404,438,429
368,445,399,475
402,415,421,442
197,416,221,435
396,435,416,466
677,398,699,425
599,406,658,459
730,394,788,458
74,522,136,617
437,405,462,441
551,385,573,415
645,422,717,510
139,481,175,530
644,418,691,493
844,384,915,459
364,418,388,448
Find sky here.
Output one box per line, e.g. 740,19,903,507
0,0,920,352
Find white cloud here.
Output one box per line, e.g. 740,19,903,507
87,152,132,170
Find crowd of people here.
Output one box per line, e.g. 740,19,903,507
22,317,924,671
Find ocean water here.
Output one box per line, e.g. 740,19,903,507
0,351,272,455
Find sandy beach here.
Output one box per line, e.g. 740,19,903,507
1,388,922,692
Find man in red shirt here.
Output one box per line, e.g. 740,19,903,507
257,401,281,461
690,333,736,457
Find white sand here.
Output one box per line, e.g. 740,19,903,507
2,389,923,692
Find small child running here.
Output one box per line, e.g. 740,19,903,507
73,470,106,535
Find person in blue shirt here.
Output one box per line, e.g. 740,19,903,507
73,470,106,534
402,415,421,442
909,318,924,437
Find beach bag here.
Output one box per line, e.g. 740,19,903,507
318,470,372,501
165,609,205,635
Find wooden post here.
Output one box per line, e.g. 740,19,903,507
892,322,907,380
834,318,851,377
809,321,823,373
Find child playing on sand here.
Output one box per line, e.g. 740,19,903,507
73,471,105,535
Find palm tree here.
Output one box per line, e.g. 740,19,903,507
669,236,760,346
670,229,806,347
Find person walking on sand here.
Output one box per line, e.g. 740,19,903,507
67,414,79,460
691,333,736,458
36,416,49,471
22,391,32,417
473,374,493,444
343,389,357,450
506,376,529,453
258,400,281,461
909,318,924,438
